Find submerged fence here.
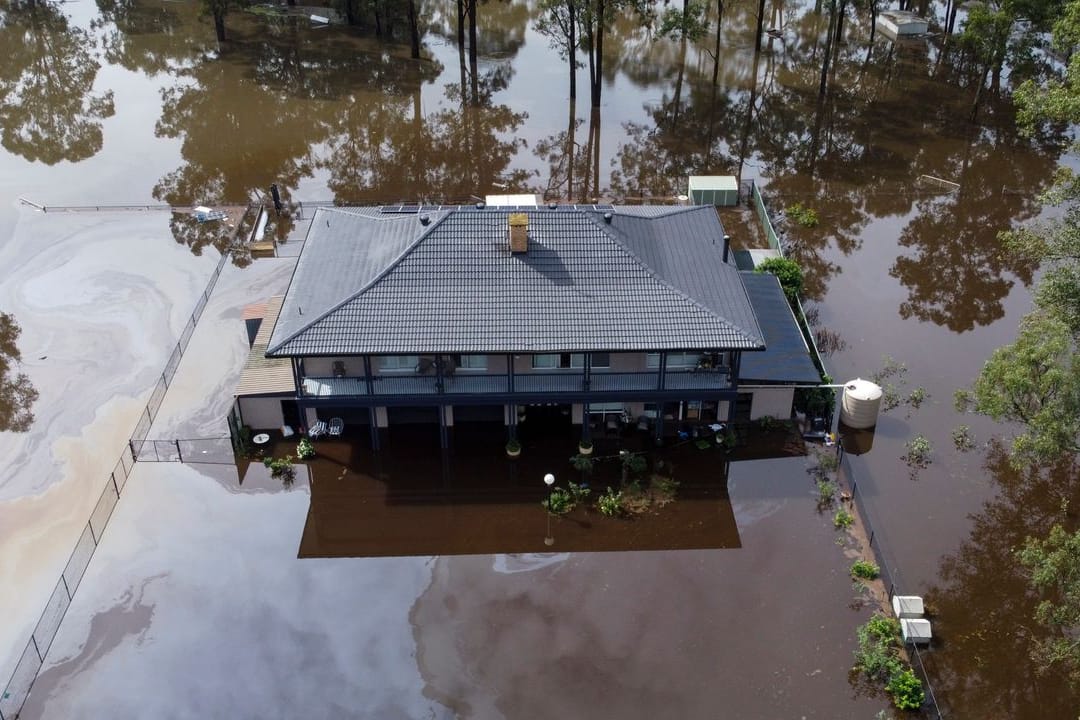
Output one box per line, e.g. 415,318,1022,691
836,442,946,719
131,437,235,464
0,246,234,720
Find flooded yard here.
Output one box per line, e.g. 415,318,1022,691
0,0,1076,714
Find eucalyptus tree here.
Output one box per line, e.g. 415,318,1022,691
0,312,37,433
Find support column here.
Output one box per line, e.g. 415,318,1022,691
582,402,591,442
369,406,380,450
583,353,591,391
657,352,667,390
506,353,515,393
728,351,742,423
363,355,374,396
507,403,517,441
438,404,449,448
655,406,665,441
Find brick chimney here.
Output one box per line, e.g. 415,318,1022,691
508,213,528,253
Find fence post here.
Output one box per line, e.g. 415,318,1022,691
61,574,71,601
129,439,137,463
111,471,120,498
31,634,42,664
176,439,183,463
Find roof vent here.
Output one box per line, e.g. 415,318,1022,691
475,201,485,210
548,202,557,209
419,213,430,226
603,212,613,224
508,213,528,253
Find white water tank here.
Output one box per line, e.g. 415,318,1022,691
840,379,883,429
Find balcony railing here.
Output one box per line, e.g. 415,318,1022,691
301,369,730,399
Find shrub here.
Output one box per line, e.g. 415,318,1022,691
818,452,839,473
542,487,574,515
755,257,804,303
506,438,521,453
952,424,975,452
903,435,933,467
570,453,594,473
907,386,928,410
786,202,820,228
578,439,593,451
620,451,647,477
598,487,623,517
886,668,925,710
758,414,779,431
834,508,854,529
262,455,296,486
567,481,591,503
817,478,837,503
850,560,880,580
296,438,315,460
854,614,903,681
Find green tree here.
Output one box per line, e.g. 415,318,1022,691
1018,524,1080,686
754,256,804,303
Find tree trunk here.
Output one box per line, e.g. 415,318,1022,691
754,0,766,52
567,97,576,200
970,61,991,122
374,3,383,37
818,0,836,98
591,0,606,108
214,10,226,42
671,39,688,130
835,0,846,45
737,49,761,182
590,107,601,199
407,0,420,59
712,0,723,86
468,0,478,105
568,0,577,99
345,0,357,26
457,0,465,48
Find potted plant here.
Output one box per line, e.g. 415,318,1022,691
505,438,521,458
578,439,593,456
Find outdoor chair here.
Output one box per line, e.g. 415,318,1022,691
332,361,346,378
415,357,434,374
309,420,328,439
328,417,344,436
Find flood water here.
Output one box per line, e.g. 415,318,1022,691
1,0,1077,714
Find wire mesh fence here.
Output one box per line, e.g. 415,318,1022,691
131,437,234,464
0,245,233,720
836,442,946,719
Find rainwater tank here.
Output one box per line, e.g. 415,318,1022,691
839,379,883,429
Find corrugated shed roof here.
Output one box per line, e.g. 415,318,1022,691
235,296,295,396
267,206,766,357
738,272,821,384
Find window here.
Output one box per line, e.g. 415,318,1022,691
590,353,610,369
532,353,585,370
456,354,488,371
647,352,702,369
379,355,419,372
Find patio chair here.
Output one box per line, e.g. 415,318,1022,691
332,361,346,378
308,420,328,439
328,417,344,436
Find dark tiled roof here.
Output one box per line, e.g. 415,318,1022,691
267,206,766,356
739,272,821,384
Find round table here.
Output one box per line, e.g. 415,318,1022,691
253,433,270,445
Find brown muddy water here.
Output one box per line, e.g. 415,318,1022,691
1,0,1076,714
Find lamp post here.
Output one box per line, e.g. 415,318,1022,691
544,472,555,547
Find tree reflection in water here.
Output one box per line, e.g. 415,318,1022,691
0,0,116,164
0,312,38,433
926,444,1080,719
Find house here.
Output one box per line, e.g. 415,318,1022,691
232,203,818,447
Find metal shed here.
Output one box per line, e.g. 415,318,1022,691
688,176,739,207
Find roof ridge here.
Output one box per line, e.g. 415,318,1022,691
266,211,449,355
587,213,765,347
